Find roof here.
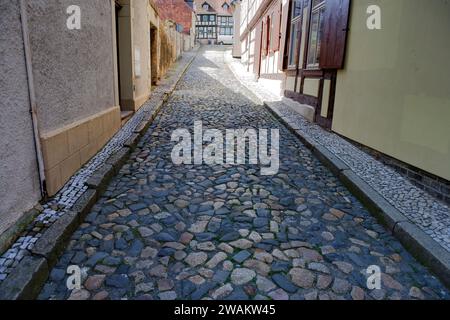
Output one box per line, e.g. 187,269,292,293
193,0,233,16
154,0,195,34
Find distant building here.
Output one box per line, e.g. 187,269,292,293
193,0,234,44
154,0,197,52
185,0,195,8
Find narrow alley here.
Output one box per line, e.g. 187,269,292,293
37,47,449,300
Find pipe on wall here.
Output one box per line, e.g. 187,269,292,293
19,0,47,198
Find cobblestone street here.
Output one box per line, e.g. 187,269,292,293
38,47,449,300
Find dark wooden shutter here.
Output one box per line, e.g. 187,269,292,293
272,4,281,51
254,22,263,75
319,0,351,69
279,0,290,69
265,16,271,56
261,19,267,56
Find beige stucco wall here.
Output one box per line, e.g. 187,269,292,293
232,2,242,57
132,0,152,109
0,0,41,239
23,1,122,195
333,0,450,180
27,1,117,135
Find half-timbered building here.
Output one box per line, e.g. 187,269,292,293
194,0,235,44
237,0,450,198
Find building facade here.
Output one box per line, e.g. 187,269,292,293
0,0,191,251
155,0,197,53
237,0,450,200
194,0,235,44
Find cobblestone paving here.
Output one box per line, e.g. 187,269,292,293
226,53,450,252
39,47,449,300
0,52,197,282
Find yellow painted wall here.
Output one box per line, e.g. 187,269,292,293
321,79,331,118
303,78,320,97
333,0,450,180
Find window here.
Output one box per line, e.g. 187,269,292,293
218,16,233,26
287,0,303,68
222,3,229,10
199,14,216,25
202,3,209,10
288,22,300,66
306,0,325,69
292,0,302,19
219,26,233,35
197,26,216,39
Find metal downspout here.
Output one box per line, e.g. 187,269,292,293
19,0,47,198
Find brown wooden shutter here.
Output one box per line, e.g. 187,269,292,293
261,19,267,56
254,22,263,75
265,16,271,56
279,0,290,70
272,4,281,51
319,0,351,69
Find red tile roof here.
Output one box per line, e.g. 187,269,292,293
154,0,195,34
193,0,233,16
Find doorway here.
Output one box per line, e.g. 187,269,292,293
115,2,122,106
150,27,158,86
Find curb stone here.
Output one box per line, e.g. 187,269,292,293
72,188,98,222
85,164,115,195
124,133,140,150
106,147,131,174
226,54,450,286
31,211,79,268
393,222,450,288
0,256,48,300
0,48,200,300
263,101,450,289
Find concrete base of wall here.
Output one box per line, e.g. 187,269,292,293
257,78,283,97
40,106,121,196
281,97,315,122
120,92,150,112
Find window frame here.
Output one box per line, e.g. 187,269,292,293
306,0,325,70
286,0,304,70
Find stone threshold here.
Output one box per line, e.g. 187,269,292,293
225,51,450,289
0,47,200,300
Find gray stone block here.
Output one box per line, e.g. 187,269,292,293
86,163,114,193
339,169,407,230
71,188,97,221
393,221,450,288
0,256,48,300
106,147,130,174
312,144,349,175
124,133,140,149
134,121,149,136
31,211,79,267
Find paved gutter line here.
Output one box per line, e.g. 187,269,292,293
0,48,199,300
227,57,450,289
